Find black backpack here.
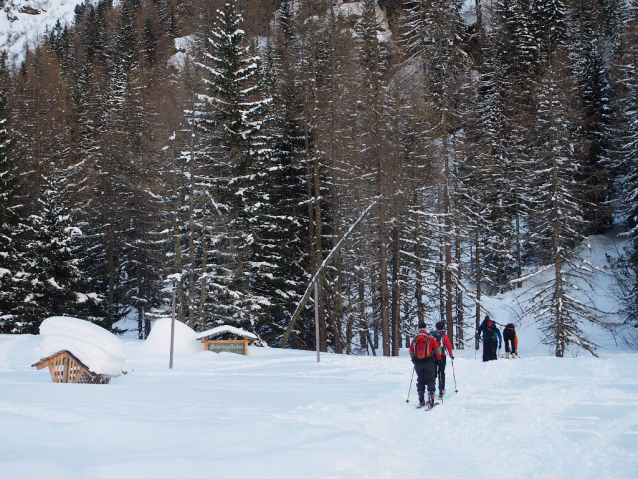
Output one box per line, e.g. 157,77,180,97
430,330,444,347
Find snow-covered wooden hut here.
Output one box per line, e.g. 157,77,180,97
32,316,130,384
196,326,258,356
32,350,113,384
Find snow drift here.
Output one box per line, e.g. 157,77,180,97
140,318,201,355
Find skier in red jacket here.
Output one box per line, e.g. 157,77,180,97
430,321,454,399
409,322,442,408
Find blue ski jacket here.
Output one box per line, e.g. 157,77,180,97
477,319,502,347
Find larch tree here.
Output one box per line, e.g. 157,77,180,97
402,0,471,346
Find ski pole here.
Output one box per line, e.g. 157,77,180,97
451,357,458,393
406,366,415,403
514,352,523,359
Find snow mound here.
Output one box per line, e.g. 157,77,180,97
39,316,130,377
195,325,258,341
141,318,201,355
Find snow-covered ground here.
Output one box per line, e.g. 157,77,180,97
1,332,637,479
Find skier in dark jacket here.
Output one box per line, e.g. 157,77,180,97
430,321,453,399
503,323,518,358
409,322,442,408
476,316,502,362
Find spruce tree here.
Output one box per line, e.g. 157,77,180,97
249,2,309,344
0,51,28,333
196,0,271,334
11,174,107,333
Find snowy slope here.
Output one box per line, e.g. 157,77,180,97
1,333,637,479
0,0,82,65
475,232,630,353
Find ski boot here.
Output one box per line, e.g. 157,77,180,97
505,353,510,359
428,392,436,408
438,389,446,400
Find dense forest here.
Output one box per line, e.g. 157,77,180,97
1,0,637,357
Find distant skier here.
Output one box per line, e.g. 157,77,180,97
476,316,502,362
503,323,518,359
410,322,442,408
430,321,453,399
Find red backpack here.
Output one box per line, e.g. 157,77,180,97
415,334,433,359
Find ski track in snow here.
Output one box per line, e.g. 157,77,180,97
1,335,637,478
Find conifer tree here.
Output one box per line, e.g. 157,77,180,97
612,0,638,329
249,2,309,344
196,0,271,334
0,51,28,333
524,50,606,357
11,174,107,333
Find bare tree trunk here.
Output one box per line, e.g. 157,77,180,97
314,153,326,351
514,166,523,287
359,277,368,352
379,193,391,356
453,151,463,348
391,220,400,356
198,199,208,332
443,127,454,346
552,152,565,358
414,192,425,327
187,121,196,328
373,273,380,350
346,283,353,354
475,227,481,350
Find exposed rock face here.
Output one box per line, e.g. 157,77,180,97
19,6,42,15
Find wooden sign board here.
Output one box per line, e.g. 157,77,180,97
203,339,249,356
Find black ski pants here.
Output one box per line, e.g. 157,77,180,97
482,337,498,362
505,337,516,354
414,360,436,402
435,355,447,394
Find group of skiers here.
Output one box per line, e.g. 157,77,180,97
409,321,453,409
476,316,518,361
409,316,518,409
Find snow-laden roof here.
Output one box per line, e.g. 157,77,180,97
196,325,258,341
39,316,130,377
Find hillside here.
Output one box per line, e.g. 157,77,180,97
0,0,81,64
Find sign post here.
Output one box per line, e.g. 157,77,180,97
164,273,181,370
169,278,176,369
315,280,320,362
